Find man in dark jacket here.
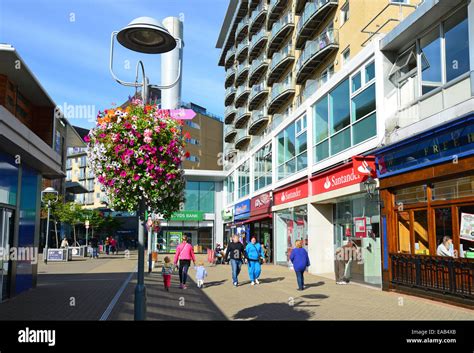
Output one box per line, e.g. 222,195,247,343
90,236,99,259
225,235,245,287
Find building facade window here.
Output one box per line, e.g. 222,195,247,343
186,155,200,162
185,121,200,129
238,160,250,199
184,181,215,213
254,142,272,191
314,61,376,162
186,138,200,145
277,115,307,180
226,173,235,204
341,47,350,66
390,7,469,101
340,1,349,26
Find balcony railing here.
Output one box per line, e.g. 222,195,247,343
269,11,294,45
269,0,290,28
250,1,268,33
249,28,268,58
269,42,293,72
236,16,249,41
225,47,236,66
296,0,338,48
225,86,236,99
236,39,249,61
237,59,249,76
235,128,251,144
249,53,269,85
296,79,318,107
390,254,474,301
249,81,269,101
296,28,338,83
224,124,236,136
270,78,295,102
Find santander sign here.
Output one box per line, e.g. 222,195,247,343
274,180,308,206
312,156,376,195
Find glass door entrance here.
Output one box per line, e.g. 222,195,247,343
0,208,14,301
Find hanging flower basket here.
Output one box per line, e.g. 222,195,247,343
85,99,189,219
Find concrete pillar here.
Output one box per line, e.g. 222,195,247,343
161,17,183,109
307,202,334,276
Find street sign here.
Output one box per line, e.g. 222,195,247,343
169,109,196,120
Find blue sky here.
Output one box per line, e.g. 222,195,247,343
0,0,228,128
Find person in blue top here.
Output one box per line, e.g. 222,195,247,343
245,236,265,285
290,240,310,291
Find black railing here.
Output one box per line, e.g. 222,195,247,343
390,254,474,300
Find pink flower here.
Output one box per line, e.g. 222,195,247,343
137,158,144,165
133,174,140,181
120,171,127,178
98,175,105,184
84,135,90,143
124,122,132,129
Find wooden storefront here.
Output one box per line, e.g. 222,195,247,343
376,115,474,307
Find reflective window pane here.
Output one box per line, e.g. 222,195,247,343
365,62,375,82
445,8,469,82
314,96,329,143
330,128,351,155
413,210,429,255
351,72,361,92
315,140,329,162
398,212,411,254
352,84,376,121
420,27,442,93
352,112,376,145
330,79,350,133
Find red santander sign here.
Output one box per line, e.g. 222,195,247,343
312,156,376,195
274,180,309,206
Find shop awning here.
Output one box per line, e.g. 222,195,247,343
243,214,272,224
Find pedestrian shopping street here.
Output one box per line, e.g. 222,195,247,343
0,253,472,321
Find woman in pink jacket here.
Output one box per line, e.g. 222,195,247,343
173,235,196,289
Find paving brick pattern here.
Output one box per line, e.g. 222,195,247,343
1,253,473,321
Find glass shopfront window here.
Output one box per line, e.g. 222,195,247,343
277,116,307,180
313,61,377,163
238,160,250,199
275,206,308,264
184,181,215,213
254,143,272,191
226,174,235,205
0,152,19,206
333,193,381,285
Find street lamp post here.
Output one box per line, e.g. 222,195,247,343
147,215,153,273
109,16,182,321
41,187,58,264
85,218,90,257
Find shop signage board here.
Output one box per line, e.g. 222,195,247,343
170,211,204,221
375,115,474,178
460,213,474,241
234,199,251,220
354,217,369,238
274,180,309,206
250,192,272,216
222,208,234,221
312,156,376,195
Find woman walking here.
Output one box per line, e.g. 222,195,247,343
290,240,310,291
245,236,265,285
173,235,196,289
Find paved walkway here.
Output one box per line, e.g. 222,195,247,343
0,252,137,320
112,255,474,321
1,253,473,320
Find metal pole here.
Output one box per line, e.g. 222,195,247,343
148,216,152,273
85,227,89,257
44,201,51,264
161,17,183,109
134,199,146,320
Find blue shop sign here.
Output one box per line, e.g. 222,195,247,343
375,115,474,179
234,199,251,221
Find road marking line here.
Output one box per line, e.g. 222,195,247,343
100,266,137,321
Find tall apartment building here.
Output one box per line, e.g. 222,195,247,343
218,0,418,164
216,1,422,278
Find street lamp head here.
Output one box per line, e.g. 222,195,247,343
117,17,177,54
41,186,59,202
364,176,377,198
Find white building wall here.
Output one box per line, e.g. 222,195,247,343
307,203,334,277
